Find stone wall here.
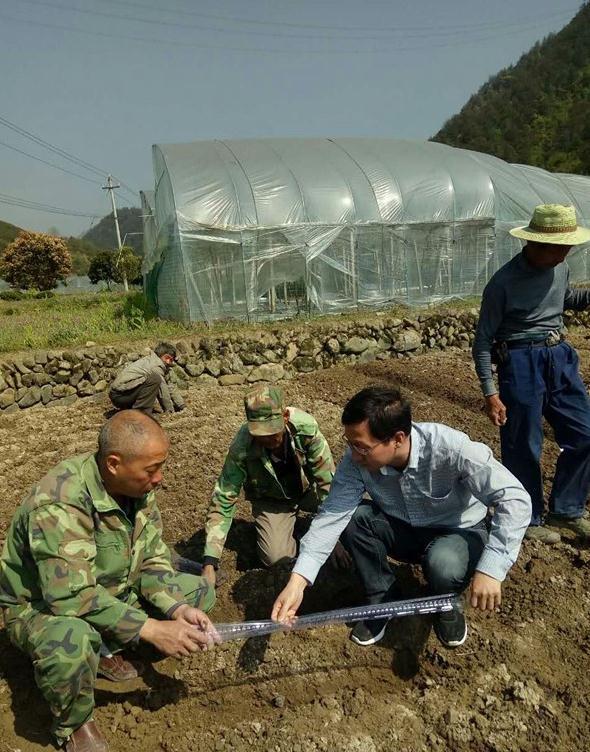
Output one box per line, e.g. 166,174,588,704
0,310,481,415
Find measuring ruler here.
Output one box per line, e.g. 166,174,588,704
210,593,459,643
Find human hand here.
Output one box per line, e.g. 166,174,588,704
173,604,221,646
271,573,308,623
484,395,507,427
203,564,216,588
139,616,217,657
470,572,502,611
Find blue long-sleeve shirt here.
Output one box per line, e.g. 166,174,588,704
473,252,590,396
293,423,531,585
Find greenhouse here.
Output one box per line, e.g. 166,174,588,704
141,138,590,323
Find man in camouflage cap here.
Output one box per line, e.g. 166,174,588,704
202,384,338,585
0,411,218,752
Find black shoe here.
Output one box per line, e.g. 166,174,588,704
350,617,390,646
434,608,467,648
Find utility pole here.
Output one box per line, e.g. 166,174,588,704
102,174,128,291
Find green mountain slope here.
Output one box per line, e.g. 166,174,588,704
0,220,21,253
83,207,143,254
66,236,104,275
432,2,590,174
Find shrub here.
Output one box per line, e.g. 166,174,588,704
0,289,25,301
88,251,117,288
113,246,142,287
0,231,72,291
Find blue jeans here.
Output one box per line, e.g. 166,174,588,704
340,502,488,604
498,341,590,525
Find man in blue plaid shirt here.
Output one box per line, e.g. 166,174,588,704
272,386,531,649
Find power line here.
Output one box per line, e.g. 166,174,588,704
113,190,134,206
0,192,102,219
0,114,105,178
0,9,575,55
113,180,138,201
0,114,138,201
23,0,579,38
0,193,101,217
0,139,103,186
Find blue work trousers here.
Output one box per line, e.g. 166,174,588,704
498,341,590,525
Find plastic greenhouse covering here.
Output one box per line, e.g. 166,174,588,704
141,138,590,323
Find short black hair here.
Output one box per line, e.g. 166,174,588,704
341,386,412,439
154,341,177,359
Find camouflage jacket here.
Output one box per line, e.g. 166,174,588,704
110,351,177,412
0,453,189,644
204,407,335,562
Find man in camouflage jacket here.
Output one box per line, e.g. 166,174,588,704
203,384,336,584
0,411,216,752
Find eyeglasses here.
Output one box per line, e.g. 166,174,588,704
343,434,389,457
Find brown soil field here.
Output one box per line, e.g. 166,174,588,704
2,335,590,752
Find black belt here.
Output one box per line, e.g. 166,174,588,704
505,335,564,350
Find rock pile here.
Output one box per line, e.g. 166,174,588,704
0,310,479,414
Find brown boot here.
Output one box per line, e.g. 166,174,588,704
64,720,108,752
97,654,140,682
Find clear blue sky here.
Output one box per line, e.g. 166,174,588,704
0,0,582,236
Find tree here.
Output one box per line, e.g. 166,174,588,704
113,246,142,291
88,251,117,289
70,251,90,276
431,3,590,174
0,231,72,291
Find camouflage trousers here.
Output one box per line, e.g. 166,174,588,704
3,573,214,742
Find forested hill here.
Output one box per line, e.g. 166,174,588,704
82,207,143,254
432,2,590,174
0,220,21,253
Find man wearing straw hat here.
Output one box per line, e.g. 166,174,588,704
473,204,590,544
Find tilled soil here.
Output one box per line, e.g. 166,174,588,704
1,336,590,752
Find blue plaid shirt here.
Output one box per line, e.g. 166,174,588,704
294,423,531,584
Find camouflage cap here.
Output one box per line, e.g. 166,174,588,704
244,384,285,436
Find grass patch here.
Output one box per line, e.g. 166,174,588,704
0,292,192,354
0,291,482,355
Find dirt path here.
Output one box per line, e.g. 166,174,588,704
1,340,590,752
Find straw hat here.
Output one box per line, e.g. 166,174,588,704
510,204,590,246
